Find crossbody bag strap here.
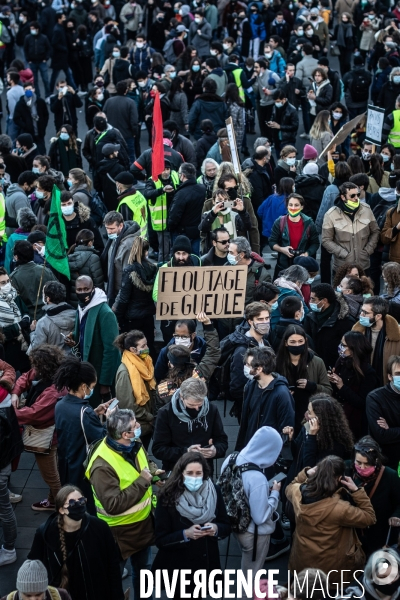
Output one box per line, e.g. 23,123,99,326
368,466,385,500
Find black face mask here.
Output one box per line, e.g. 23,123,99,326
374,580,400,596
185,407,200,419
76,289,95,307
288,344,306,356
66,502,87,521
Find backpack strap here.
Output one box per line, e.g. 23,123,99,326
368,466,385,500
228,451,239,467
48,587,62,600
6,593,17,600
234,461,264,475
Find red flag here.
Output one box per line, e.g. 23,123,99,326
152,92,165,182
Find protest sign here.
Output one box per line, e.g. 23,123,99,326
319,112,366,158
156,266,248,320
365,104,385,146
226,116,241,176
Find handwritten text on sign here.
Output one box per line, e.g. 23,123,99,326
366,105,385,145
156,266,248,320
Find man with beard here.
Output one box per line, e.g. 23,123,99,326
65,275,120,405
153,235,201,341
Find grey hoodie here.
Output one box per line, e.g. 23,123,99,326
28,302,76,354
5,183,30,235
221,426,282,535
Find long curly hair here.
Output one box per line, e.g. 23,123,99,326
302,455,345,499
160,452,210,506
310,394,354,452
332,262,366,288
55,485,84,589
29,344,65,381
383,262,400,296
166,345,195,387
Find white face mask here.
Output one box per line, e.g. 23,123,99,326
175,336,192,348
138,81,146,88
223,43,230,50
286,157,296,166
194,17,202,23
97,92,104,101
0,282,11,294
210,49,218,55
136,42,144,48
61,204,74,216
243,365,254,380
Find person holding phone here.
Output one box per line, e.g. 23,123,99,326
199,188,251,253
152,451,230,598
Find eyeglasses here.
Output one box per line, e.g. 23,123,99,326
348,192,360,199
360,309,373,316
217,240,230,245
173,334,191,339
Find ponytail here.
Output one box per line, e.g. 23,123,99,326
53,357,97,392
128,236,149,265
114,330,145,351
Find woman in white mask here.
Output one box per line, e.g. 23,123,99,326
48,124,83,178
0,267,31,371
85,86,108,129
152,450,230,598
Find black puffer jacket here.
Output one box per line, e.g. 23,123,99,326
60,203,104,251
196,131,217,169
245,159,273,212
68,246,105,307
167,178,206,239
270,101,299,144
294,173,328,221
113,260,157,322
94,156,126,211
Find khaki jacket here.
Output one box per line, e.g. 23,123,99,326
321,202,380,271
381,204,400,263
352,315,400,384
286,469,376,584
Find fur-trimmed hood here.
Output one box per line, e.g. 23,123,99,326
77,202,91,223
127,261,157,292
336,291,352,320
353,313,400,341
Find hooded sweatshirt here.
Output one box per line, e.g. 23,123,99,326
221,426,283,535
78,287,107,320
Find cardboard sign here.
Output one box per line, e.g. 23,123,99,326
319,112,366,158
226,116,241,176
365,104,385,145
156,266,248,320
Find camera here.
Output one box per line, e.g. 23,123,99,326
289,249,301,257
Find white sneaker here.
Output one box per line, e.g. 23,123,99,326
9,491,22,504
0,546,16,566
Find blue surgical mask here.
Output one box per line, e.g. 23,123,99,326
227,253,238,265
32,167,41,174
192,65,200,72
35,190,45,199
310,302,322,312
108,232,118,240
183,475,203,492
286,157,296,166
336,286,342,293
306,277,314,284
60,132,70,141
299,310,305,322
67,179,73,188
359,315,374,327
112,51,120,58
381,153,390,162
134,426,141,439
169,71,176,78
275,102,284,108
243,365,254,380
61,204,74,215
25,90,33,98
392,375,400,391
270,300,278,311
393,75,400,84
84,386,94,399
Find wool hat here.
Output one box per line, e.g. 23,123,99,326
17,133,33,149
102,143,120,156
27,231,46,244
303,161,319,175
172,235,192,254
16,560,48,594
303,144,318,160
310,7,319,14
115,171,135,185
293,256,319,273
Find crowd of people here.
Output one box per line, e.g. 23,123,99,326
2,0,400,598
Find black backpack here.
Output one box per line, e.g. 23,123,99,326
350,70,369,103
75,188,108,227
372,200,396,230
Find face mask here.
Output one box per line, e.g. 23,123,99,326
84,386,94,399
194,17,202,23
108,232,119,239
299,310,305,322
289,2,293,7
336,286,342,293
270,300,278,311
19,15,25,22
223,43,230,50
61,204,74,215
95,81,104,88
97,92,104,101
332,111,342,120
297,29,304,35
32,167,41,174
136,42,144,48
362,151,371,160
174,336,192,348
345,199,360,210
66,501,87,521
244,365,254,380
275,101,284,108
25,90,33,98
30,29,38,35
265,52,273,59
112,51,121,58
77,289,95,307
0,282,11,294
139,348,149,359
338,343,347,358
38,245,45,257
137,81,146,88
227,253,238,265
296,44,302,51
306,277,314,284
35,190,45,199
354,463,375,478
359,315,374,327
183,475,203,492
310,301,322,312
288,343,305,355
210,49,218,55
305,30,313,36
392,375,400,391
254,322,270,336
134,426,142,438
192,65,201,72
288,207,302,217
381,153,390,162
286,157,296,166
60,132,69,141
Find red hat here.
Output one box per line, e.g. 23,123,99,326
303,144,318,160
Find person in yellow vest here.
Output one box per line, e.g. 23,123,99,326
382,94,400,149
85,407,164,600
143,159,180,261
115,172,148,239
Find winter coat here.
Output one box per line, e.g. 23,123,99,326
188,93,228,140
167,178,206,239
61,203,103,251
352,315,400,385
5,183,30,232
196,132,218,168
321,200,380,271
245,159,273,211
155,334,207,384
104,95,138,139
269,213,319,270
28,302,76,353
112,58,134,86
152,484,230,582
48,138,82,175
293,174,326,222
277,75,304,109
295,55,319,89
372,66,392,104
69,4,87,26
49,92,83,134
227,101,245,148
257,193,287,238
1,590,70,600
270,101,299,144
286,469,376,584
188,18,212,57
113,260,157,322
94,156,126,211
119,1,143,32
13,95,49,140
202,195,260,254
132,145,183,181
311,131,333,161
28,513,124,600
169,92,189,135
2,154,27,185
253,69,280,106
0,361,21,470
366,383,400,470
206,68,228,97
100,221,141,303
199,207,251,253
68,246,104,307
380,204,400,262
172,134,197,168
235,374,295,450
315,183,340,233
115,363,156,438
83,126,130,171
10,262,57,319
303,295,357,370
24,32,51,62
152,390,228,471
343,66,372,108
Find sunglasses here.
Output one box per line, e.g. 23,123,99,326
65,497,86,508
348,192,360,199
217,240,230,245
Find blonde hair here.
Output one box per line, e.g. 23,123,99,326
128,236,149,265
69,168,92,192
212,161,252,196
310,110,332,140
280,145,297,158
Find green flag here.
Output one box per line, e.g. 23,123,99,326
46,185,70,279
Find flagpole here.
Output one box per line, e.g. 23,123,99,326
33,259,47,322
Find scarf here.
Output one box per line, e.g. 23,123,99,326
176,478,217,524
58,137,77,176
210,209,238,238
171,389,209,432
274,276,304,298
25,93,39,136
310,79,330,115
121,350,156,406
336,21,353,46
0,287,21,326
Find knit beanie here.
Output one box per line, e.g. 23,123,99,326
16,560,48,594
303,161,319,175
171,235,192,254
303,144,318,160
